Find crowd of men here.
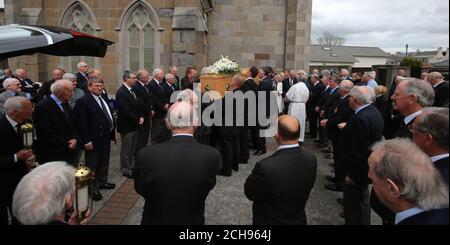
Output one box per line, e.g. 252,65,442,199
0,62,448,225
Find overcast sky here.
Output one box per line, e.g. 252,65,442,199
0,0,4,9
312,0,449,53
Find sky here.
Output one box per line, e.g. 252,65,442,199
0,0,3,9
312,0,449,53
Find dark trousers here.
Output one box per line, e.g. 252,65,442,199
0,200,19,225
239,126,249,161
332,141,344,183
249,126,260,149
120,130,138,175
308,112,318,138
318,122,328,144
343,183,371,225
137,119,151,149
85,147,111,191
151,117,165,143
218,135,240,176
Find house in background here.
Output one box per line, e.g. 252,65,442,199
309,45,389,74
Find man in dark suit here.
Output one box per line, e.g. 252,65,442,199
371,78,436,225
116,71,144,178
255,67,274,156
315,77,331,147
133,70,154,150
148,69,169,143
391,78,435,138
168,66,181,91
428,72,449,107
306,74,324,139
368,139,448,225
161,73,178,103
282,70,298,114
33,80,78,165
74,77,116,201
134,101,222,225
180,66,198,90
239,66,259,163
412,107,449,185
218,75,242,176
0,68,13,93
321,80,354,192
0,97,34,225
341,86,384,225
14,68,39,102
245,115,317,225
75,62,90,93
36,68,64,102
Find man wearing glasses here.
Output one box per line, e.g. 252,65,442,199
0,78,26,116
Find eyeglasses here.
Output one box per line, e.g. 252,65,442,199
408,124,427,134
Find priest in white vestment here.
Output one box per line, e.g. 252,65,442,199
286,82,309,142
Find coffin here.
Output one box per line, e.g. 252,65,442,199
199,74,234,98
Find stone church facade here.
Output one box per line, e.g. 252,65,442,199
4,0,312,93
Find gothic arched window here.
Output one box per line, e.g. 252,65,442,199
60,1,99,73
118,1,161,74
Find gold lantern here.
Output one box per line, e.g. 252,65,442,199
20,123,34,149
74,162,94,221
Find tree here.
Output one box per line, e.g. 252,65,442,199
400,57,423,68
316,32,346,46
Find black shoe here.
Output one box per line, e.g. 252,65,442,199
254,149,267,156
93,190,103,201
325,175,336,183
337,197,344,205
321,149,331,153
317,143,328,148
122,172,134,179
325,154,334,159
339,212,345,218
232,166,239,171
99,183,116,190
298,141,304,145
314,139,323,143
239,159,248,164
324,183,343,192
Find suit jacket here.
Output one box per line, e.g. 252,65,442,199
245,147,317,225
220,88,241,136
322,87,341,119
374,95,388,121
434,157,449,186
326,96,353,141
342,105,384,185
433,81,449,107
75,72,89,93
15,77,37,99
33,97,78,163
0,91,27,116
241,78,259,126
393,116,417,139
0,116,28,204
180,76,194,90
282,77,298,98
147,79,167,118
161,81,177,104
259,77,274,118
133,81,153,120
74,93,115,152
115,85,144,134
398,208,449,225
306,82,325,115
134,136,222,225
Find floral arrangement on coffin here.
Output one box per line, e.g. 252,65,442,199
200,56,241,97
203,55,240,75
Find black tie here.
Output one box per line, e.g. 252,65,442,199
99,97,113,131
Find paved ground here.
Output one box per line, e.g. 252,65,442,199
88,136,381,225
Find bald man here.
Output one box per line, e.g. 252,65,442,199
134,101,222,225
245,115,317,225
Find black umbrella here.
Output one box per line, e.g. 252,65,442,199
0,24,114,59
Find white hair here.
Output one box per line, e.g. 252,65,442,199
50,80,72,94
364,71,376,79
402,79,435,107
152,68,164,78
339,80,354,93
2,78,20,89
165,73,174,81
350,86,375,104
77,62,87,70
62,73,76,81
12,161,75,225
371,139,449,211
166,101,195,130
4,96,28,115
